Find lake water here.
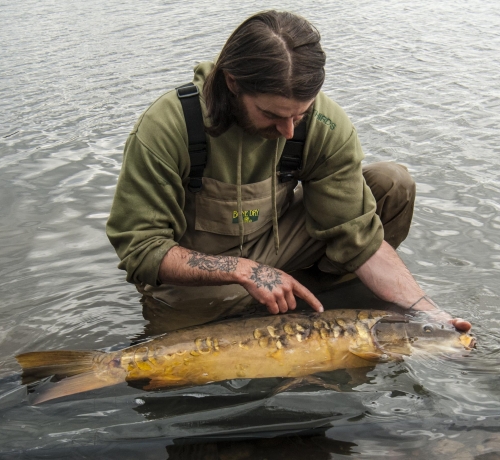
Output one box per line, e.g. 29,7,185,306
1,0,500,458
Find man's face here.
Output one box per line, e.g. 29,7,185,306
232,92,315,140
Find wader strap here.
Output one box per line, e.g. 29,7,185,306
278,120,306,182
176,82,207,193
176,82,306,189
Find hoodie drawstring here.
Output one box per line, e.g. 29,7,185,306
237,132,244,256
272,140,280,255
236,135,281,257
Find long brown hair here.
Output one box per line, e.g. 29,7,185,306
204,11,326,136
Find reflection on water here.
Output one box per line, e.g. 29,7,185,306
1,0,500,457
166,434,355,460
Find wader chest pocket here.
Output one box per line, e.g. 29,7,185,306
194,176,295,236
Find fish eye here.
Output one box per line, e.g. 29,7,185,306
423,325,433,333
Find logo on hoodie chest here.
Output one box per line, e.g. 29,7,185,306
233,209,260,223
312,109,336,131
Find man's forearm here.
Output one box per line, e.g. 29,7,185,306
158,246,242,286
355,240,472,332
354,240,436,311
157,246,323,314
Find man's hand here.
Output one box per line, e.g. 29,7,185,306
355,240,472,333
238,259,323,314
159,246,323,314
411,304,472,332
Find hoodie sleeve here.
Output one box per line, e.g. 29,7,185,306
106,91,191,286
300,92,384,273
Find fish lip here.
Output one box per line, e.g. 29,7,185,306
462,335,476,350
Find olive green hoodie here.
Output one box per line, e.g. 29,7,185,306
106,62,383,286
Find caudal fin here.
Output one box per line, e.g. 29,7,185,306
16,350,126,404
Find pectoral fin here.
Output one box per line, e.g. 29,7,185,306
348,345,386,361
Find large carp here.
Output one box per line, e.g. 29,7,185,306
16,309,475,404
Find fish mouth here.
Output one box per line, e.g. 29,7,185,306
460,334,476,350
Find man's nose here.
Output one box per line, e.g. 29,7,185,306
276,118,295,139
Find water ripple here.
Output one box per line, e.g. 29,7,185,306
1,0,500,455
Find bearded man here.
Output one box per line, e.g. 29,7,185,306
106,11,471,332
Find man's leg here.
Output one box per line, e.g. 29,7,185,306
138,281,256,332
247,163,416,273
362,162,416,249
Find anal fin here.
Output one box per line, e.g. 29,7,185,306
349,345,385,361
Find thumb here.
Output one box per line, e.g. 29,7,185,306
450,318,472,332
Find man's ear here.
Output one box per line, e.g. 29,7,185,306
224,71,239,95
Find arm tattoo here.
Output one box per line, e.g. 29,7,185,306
187,251,238,273
249,265,282,291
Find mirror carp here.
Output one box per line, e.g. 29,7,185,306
16,309,475,404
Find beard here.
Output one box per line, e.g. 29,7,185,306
229,95,285,140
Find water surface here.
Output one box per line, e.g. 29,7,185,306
1,0,500,458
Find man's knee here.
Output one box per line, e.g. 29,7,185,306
363,162,416,248
363,162,415,205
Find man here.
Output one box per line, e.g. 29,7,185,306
107,11,471,332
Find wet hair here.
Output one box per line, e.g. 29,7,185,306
203,10,326,136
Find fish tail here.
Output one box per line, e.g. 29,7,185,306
16,350,125,404
16,350,102,382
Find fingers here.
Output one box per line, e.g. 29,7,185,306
241,262,322,314
266,283,298,314
292,281,324,312
276,295,289,314
266,302,279,315
450,318,472,332
421,310,472,333
284,289,297,311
